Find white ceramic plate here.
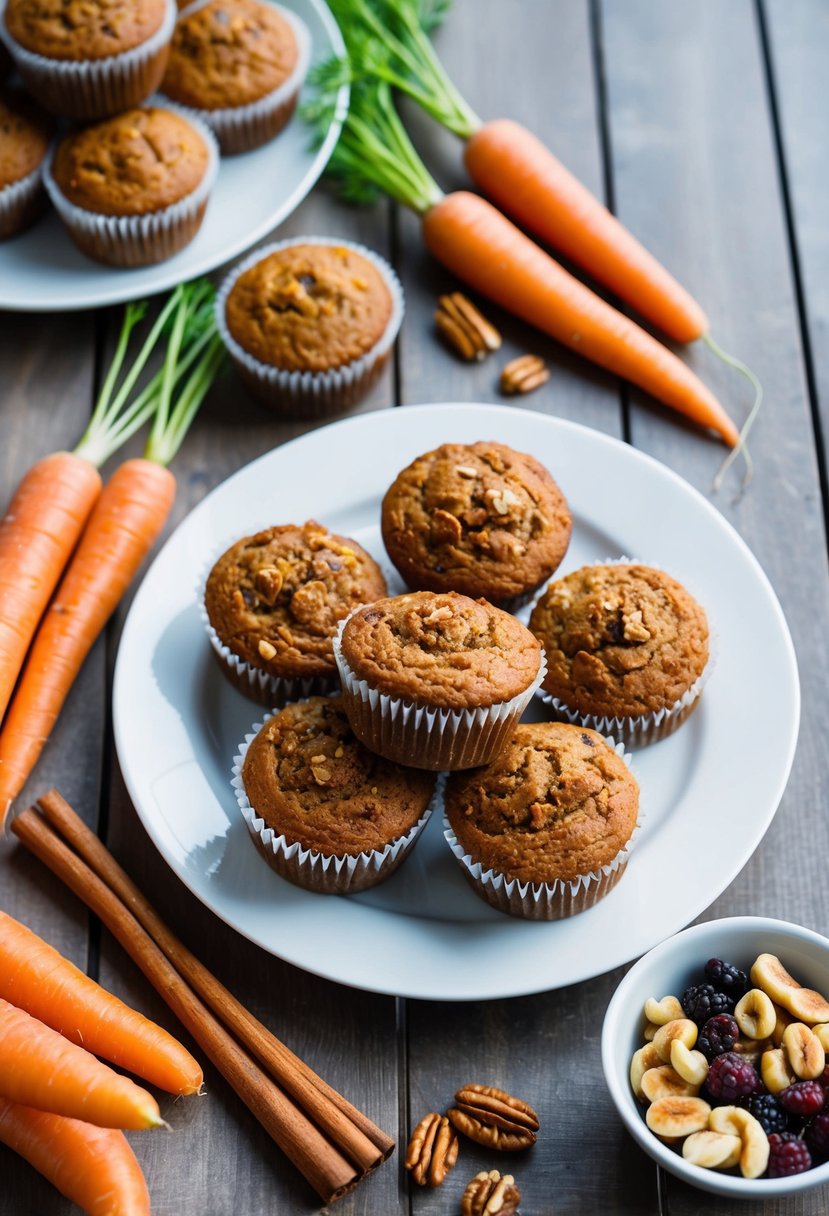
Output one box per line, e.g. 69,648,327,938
113,404,800,1001
0,0,346,312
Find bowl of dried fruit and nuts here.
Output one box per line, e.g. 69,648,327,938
601,917,829,1198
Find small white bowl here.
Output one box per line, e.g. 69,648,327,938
601,916,829,1199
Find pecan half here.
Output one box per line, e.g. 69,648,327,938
461,1169,521,1216
435,292,502,361
448,1085,539,1151
500,354,550,395
405,1112,459,1187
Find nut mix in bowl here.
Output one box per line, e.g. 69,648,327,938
602,917,829,1198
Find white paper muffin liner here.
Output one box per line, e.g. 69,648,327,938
232,710,437,894
532,556,716,748
444,735,643,920
216,236,405,417
0,0,176,120
42,103,219,268
332,616,547,771
0,162,45,240
165,1,310,155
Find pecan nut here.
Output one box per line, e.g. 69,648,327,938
448,1084,539,1151
435,292,502,361
404,1112,459,1187
500,354,550,395
461,1169,521,1216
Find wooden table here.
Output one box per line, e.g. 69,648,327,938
2,1,828,1212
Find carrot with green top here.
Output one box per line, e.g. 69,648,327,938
0,282,225,823
0,997,165,1129
0,1098,150,1216
303,69,740,446
0,909,203,1097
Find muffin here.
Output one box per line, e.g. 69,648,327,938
1,0,176,120
530,562,710,746
204,520,387,706
217,238,404,417
444,722,639,920
0,88,53,240
381,441,572,608
161,0,310,154
44,105,218,266
232,695,437,893
333,591,545,771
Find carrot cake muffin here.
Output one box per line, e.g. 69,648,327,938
45,105,217,266
204,520,387,706
530,562,710,746
334,590,545,770
161,0,309,154
1,0,176,120
217,238,404,416
444,721,639,919
0,88,53,240
381,441,572,607
234,695,436,893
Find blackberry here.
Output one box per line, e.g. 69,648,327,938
779,1081,825,1118
738,1093,789,1136
805,1112,829,1161
704,1052,761,1102
698,1014,739,1061
766,1133,812,1178
681,983,735,1025
704,958,750,998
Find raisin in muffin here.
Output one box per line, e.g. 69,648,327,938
205,520,387,705
444,721,639,919
381,441,571,608
334,590,545,770
234,695,436,893
530,562,710,746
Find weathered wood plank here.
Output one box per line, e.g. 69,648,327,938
600,1,829,1211
95,190,403,1216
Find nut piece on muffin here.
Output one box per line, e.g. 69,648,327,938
530,562,710,746
2,0,176,120
235,695,436,894
161,0,310,154
204,520,387,706
0,88,53,240
381,441,572,608
217,239,404,417
334,590,545,770
45,105,217,266
444,721,639,919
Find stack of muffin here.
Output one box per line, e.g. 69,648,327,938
205,441,712,919
0,0,309,263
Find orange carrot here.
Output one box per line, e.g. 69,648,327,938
422,191,740,445
464,119,708,344
0,911,202,1096
0,459,176,822
0,1098,150,1216
0,453,101,726
0,997,164,1130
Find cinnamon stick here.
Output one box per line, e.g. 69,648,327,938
36,788,394,1167
11,806,360,1205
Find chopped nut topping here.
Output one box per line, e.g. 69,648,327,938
257,639,276,660
435,292,502,361
622,609,651,642
485,487,521,517
254,566,283,604
431,508,463,545
424,605,454,625
309,754,331,784
456,464,478,479
334,746,344,758
500,353,550,395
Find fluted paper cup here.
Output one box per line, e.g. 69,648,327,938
42,104,219,267
216,237,404,417
444,736,641,920
232,712,436,894
0,0,176,120
165,1,310,154
333,619,546,771
0,162,46,239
